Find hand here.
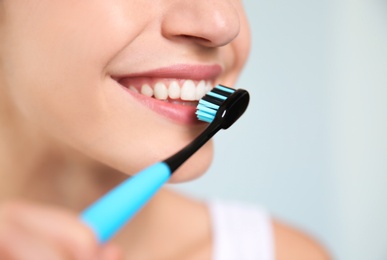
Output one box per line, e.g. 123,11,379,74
0,200,123,260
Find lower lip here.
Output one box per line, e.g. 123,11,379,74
119,84,204,125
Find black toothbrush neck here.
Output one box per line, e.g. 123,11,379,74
163,121,222,173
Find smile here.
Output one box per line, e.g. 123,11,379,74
118,78,214,103
112,64,222,124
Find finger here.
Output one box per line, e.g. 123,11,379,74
0,216,68,260
99,243,124,260
0,201,100,259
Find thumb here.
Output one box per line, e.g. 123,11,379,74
99,243,123,260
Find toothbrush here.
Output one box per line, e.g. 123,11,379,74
80,85,250,243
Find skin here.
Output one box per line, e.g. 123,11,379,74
0,0,330,259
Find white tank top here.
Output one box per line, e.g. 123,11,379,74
208,200,275,260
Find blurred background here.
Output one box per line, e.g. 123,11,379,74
174,0,387,259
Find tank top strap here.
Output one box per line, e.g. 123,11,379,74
207,200,275,260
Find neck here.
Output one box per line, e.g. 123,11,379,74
112,189,212,259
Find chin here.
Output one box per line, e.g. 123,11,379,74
168,141,214,183
86,135,214,183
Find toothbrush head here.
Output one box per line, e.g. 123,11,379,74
196,85,249,129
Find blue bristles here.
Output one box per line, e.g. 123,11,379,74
196,85,236,123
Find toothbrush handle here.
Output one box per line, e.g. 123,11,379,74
80,162,171,243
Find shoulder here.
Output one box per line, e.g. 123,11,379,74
208,200,331,260
273,219,331,260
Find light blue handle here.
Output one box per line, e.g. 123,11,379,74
80,162,171,243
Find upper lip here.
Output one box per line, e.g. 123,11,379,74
111,64,223,81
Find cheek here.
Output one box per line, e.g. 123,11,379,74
3,40,107,147
1,1,145,143
218,3,251,86
234,14,251,71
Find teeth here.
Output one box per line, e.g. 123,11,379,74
168,81,180,99
141,84,153,97
130,80,213,101
129,85,139,93
205,82,212,93
195,80,206,100
181,80,196,101
154,82,168,100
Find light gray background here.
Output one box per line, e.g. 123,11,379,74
174,0,387,259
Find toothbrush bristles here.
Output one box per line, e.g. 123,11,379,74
196,85,235,123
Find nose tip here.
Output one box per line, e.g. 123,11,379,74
161,1,240,47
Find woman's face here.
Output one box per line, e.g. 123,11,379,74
0,0,250,182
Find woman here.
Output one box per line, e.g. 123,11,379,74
0,1,330,259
